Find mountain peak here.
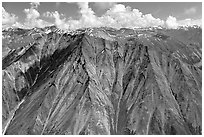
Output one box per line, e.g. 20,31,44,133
2,25,202,135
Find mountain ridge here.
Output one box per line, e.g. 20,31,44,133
2,26,202,135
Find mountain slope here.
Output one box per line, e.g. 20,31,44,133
2,26,202,135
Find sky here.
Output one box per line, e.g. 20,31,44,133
2,2,202,30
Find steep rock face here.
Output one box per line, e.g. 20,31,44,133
2,27,202,135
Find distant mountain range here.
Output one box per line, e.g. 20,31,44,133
2,26,202,135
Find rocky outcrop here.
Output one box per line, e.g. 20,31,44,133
2,27,202,135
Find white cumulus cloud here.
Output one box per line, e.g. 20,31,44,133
77,2,98,27
165,15,202,29
2,7,27,29
43,11,69,30
178,18,202,27
2,7,18,27
2,2,47,29
23,2,52,28
60,2,102,29
66,3,165,30
44,3,201,30
24,8,40,22
3,2,202,30
165,16,178,29
102,4,164,28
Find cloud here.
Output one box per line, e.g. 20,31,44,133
77,2,96,22
3,2,202,30
24,8,40,22
44,3,201,30
165,15,202,29
93,2,116,11
2,7,28,29
12,22,25,28
165,16,178,29
2,2,47,29
77,2,100,27
2,7,18,27
55,2,101,29
178,18,202,27
43,11,53,18
43,11,68,29
23,2,52,28
66,3,165,30
99,4,164,28
184,7,197,15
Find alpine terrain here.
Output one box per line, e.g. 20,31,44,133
2,26,202,135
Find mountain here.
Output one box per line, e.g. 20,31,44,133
2,26,202,135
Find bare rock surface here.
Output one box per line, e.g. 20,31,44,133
2,26,202,135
